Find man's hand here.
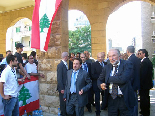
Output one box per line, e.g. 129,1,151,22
79,89,83,95
100,83,106,90
3,95,11,100
40,73,45,78
64,98,66,101
18,78,25,82
26,74,31,79
61,90,64,94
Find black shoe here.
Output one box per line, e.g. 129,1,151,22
88,109,92,113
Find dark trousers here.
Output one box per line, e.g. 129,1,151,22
66,93,84,116
133,91,138,116
59,92,66,116
108,95,133,116
139,89,150,116
93,85,101,115
86,86,94,110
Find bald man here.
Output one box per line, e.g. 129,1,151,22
57,52,68,116
91,52,107,116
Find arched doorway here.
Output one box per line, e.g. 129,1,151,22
6,18,36,55
68,10,92,57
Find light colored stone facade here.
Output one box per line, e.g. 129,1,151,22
141,1,155,59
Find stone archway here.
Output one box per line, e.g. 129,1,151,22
68,0,155,59
0,6,34,56
108,0,155,58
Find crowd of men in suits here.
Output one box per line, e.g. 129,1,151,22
57,46,153,116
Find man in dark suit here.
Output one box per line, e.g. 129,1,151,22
64,58,92,116
126,46,140,116
138,49,153,116
98,49,135,116
91,52,106,116
80,53,92,113
57,52,68,116
84,51,95,64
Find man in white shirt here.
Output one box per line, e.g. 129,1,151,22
0,54,19,116
25,55,44,77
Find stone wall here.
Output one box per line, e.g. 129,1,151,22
38,0,69,114
141,1,154,59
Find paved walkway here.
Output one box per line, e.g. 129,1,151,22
44,89,155,116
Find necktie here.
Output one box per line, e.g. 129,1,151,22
70,71,77,94
66,64,68,70
111,65,118,99
83,63,87,71
100,62,104,68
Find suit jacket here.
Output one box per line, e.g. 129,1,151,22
64,69,92,107
128,54,140,91
91,61,107,89
69,60,73,70
97,60,135,110
140,57,153,90
57,61,68,92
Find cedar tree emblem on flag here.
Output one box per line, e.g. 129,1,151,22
18,85,32,106
40,13,50,33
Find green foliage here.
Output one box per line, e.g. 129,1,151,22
39,13,50,33
18,85,32,106
69,25,91,54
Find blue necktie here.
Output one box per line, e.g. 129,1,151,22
83,63,87,71
70,71,77,94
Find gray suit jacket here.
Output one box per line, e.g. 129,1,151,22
64,69,92,107
57,61,68,92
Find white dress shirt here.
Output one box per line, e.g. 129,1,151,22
62,60,68,70
109,61,123,95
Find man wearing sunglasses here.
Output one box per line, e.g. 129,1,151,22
138,49,153,116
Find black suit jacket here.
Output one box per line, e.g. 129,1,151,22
91,61,107,80
97,60,135,110
128,54,140,91
57,61,68,92
91,61,107,92
64,69,92,107
140,57,153,90
69,60,73,70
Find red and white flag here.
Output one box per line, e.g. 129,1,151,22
31,0,62,51
18,76,39,115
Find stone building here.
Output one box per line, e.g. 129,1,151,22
1,0,155,114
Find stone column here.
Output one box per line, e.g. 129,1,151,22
37,0,69,114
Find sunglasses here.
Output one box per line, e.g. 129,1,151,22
138,53,141,55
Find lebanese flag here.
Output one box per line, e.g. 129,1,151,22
31,0,62,51
18,76,39,116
